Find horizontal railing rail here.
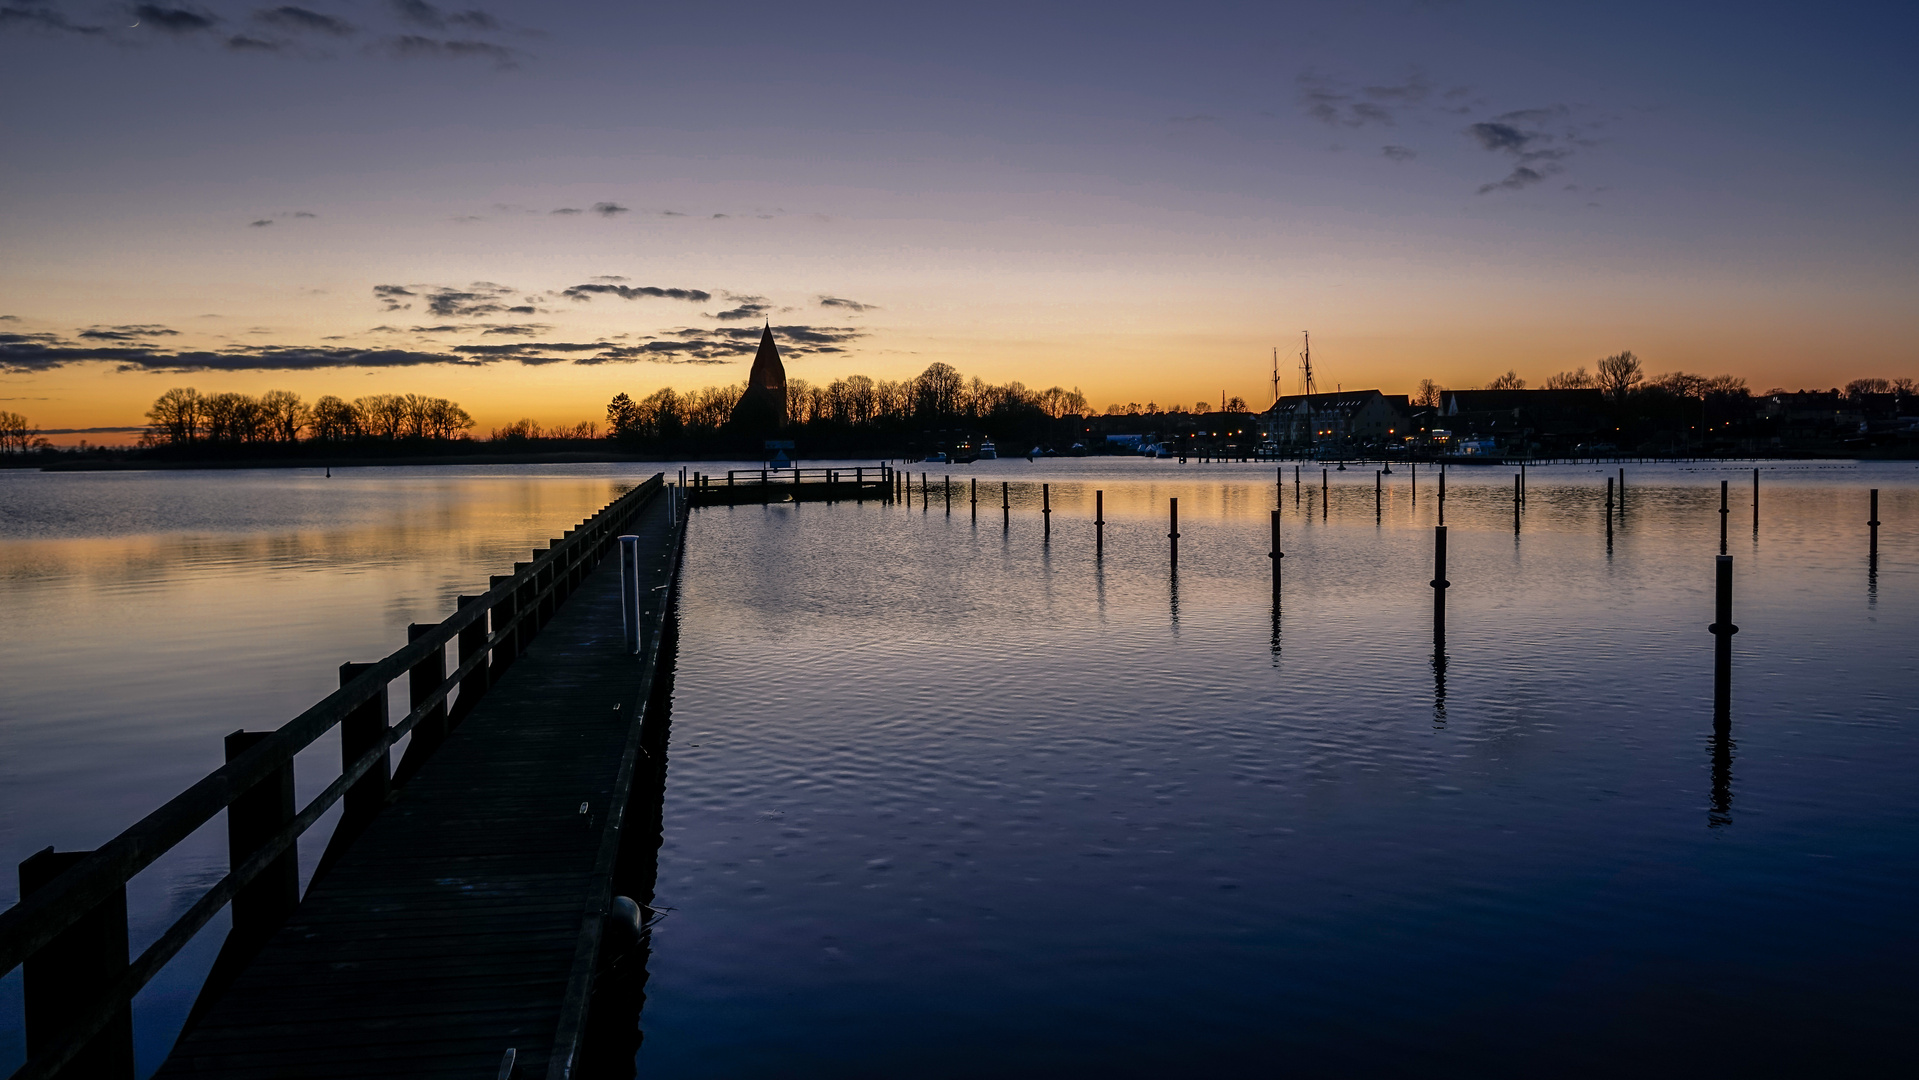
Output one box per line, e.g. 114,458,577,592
0,474,666,1080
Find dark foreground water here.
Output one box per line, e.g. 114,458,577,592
2,460,1916,1077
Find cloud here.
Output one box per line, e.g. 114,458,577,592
373,285,416,311
0,5,105,33
389,0,497,30
1465,106,1580,194
818,296,875,312
78,325,180,342
707,295,770,321
1381,145,1416,161
1299,72,1429,128
256,6,355,35
1,333,483,373
561,283,711,303
550,207,582,215
136,5,218,33
423,281,517,317
387,34,515,67
591,202,628,217
590,275,627,282
249,218,275,226
479,323,552,336
227,35,283,49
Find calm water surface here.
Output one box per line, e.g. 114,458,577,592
3,460,1917,1076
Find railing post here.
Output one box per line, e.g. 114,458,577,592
393,623,449,784
451,594,490,724
19,848,135,1080
619,535,641,655
337,661,390,831
187,728,300,1029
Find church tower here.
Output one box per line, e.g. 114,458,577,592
729,322,788,432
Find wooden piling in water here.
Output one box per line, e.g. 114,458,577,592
1169,497,1180,572
1727,477,1742,552
1709,554,1737,715
971,477,977,522
1438,470,1446,526
1605,477,1614,544
1514,473,1522,534
1752,467,1758,534
1294,465,1300,507
1042,483,1051,538
1869,489,1880,557
1375,469,1382,519
1431,525,1449,640
1002,481,1010,529
1095,490,1104,556
1270,508,1283,594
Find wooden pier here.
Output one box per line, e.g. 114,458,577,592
686,465,893,506
1,474,686,1080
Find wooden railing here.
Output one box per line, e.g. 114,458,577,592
0,474,666,1080
686,465,895,506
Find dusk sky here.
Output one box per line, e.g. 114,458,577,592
3,0,1914,439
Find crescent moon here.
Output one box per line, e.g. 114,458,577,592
129,19,140,27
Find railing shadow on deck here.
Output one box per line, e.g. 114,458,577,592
0,474,669,1080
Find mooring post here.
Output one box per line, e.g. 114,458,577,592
1276,466,1283,508
1727,481,1742,552
18,848,136,1080
946,475,952,515
1709,554,1737,714
922,472,929,513
1002,481,1010,528
1169,497,1180,572
1294,464,1300,507
1411,460,1416,505
1514,473,1522,534
1438,469,1446,526
1270,508,1283,594
618,535,641,655
1520,461,1527,504
1605,478,1614,544
1869,488,1880,557
1431,525,1450,640
1376,469,1382,519
1042,483,1051,538
1095,490,1105,556
1752,467,1758,534
488,573,517,674
971,477,978,522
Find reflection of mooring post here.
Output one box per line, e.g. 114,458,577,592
1709,554,1737,716
1095,490,1105,556
619,535,642,655
1169,497,1180,572
1001,481,1010,529
1430,525,1450,640
1042,483,1051,539
1869,488,1881,558
1270,509,1283,595
1719,479,1729,554
1605,477,1614,544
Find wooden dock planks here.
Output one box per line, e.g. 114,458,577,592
157,490,684,1079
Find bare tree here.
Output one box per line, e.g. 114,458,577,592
1224,395,1248,412
310,395,361,441
355,394,407,439
0,410,36,454
258,390,309,442
1894,377,1916,395
1412,379,1443,409
1596,351,1643,401
1487,370,1526,390
1544,367,1595,389
146,387,205,445
1193,401,1211,414
1845,378,1894,397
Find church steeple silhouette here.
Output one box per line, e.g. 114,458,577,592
729,321,788,433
